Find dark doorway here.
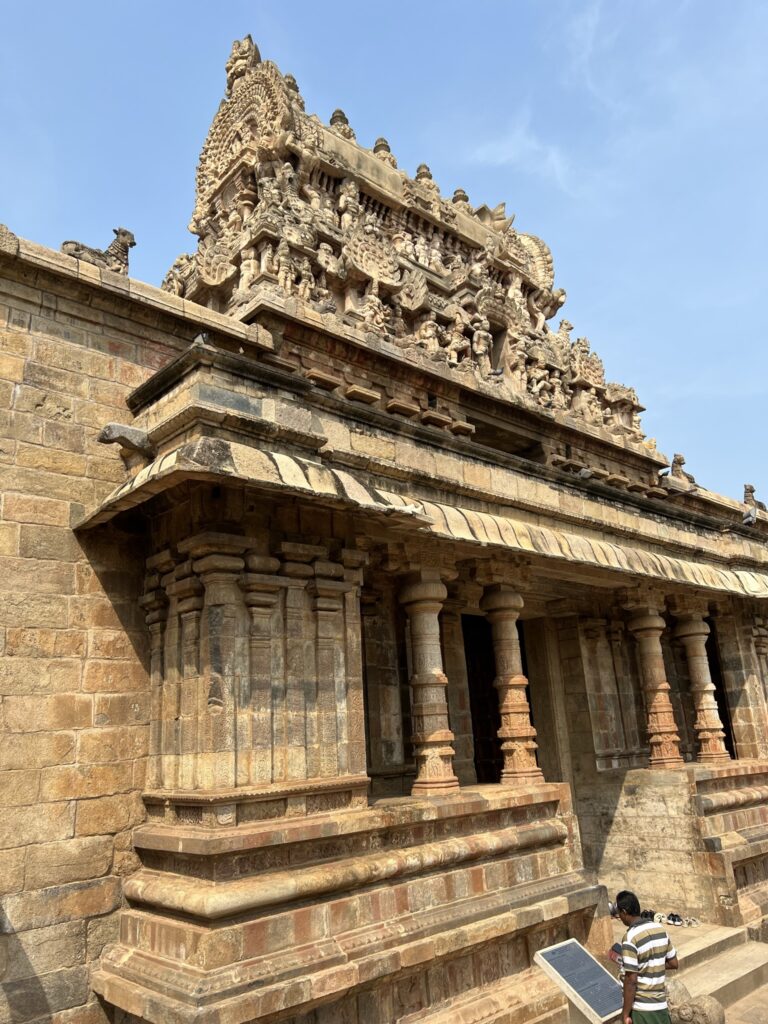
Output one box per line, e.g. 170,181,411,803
461,614,501,783
706,618,736,759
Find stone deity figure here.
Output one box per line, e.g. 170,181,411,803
392,232,416,260
527,356,552,403
413,234,430,266
570,385,602,424
259,242,275,274
428,230,446,274
359,281,388,331
316,242,343,279
444,313,471,366
297,258,315,301
549,369,571,410
415,319,443,355
471,315,494,376
505,337,528,393
388,295,407,337
276,240,295,294
338,180,361,234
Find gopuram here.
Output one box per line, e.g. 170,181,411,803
2,34,768,1024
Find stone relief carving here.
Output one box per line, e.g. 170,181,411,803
165,35,651,446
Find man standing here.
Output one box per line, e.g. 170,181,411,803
616,890,679,1024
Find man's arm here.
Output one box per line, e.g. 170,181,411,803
666,953,679,970
622,971,638,1024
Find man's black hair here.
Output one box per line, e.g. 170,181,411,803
616,890,641,916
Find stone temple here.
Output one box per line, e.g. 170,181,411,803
2,34,768,1024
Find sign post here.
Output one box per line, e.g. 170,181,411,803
534,939,623,1024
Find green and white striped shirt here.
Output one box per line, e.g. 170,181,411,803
621,920,677,1011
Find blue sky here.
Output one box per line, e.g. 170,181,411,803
2,0,766,502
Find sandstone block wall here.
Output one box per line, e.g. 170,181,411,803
0,248,187,1024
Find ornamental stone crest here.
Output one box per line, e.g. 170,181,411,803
165,37,650,447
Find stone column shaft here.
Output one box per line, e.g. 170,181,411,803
481,585,543,784
140,585,167,790
241,555,281,786
400,574,459,795
193,552,246,790
673,614,730,764
627,610,684,768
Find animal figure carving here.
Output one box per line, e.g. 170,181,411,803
61,227,136,275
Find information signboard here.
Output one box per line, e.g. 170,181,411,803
534,938,623,1024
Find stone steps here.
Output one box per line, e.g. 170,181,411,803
612,918,768,1009
725,983,768,1023
682,940,768,1008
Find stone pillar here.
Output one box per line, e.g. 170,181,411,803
341,549,368,779
240,554,282,786
441,597,478,786
480,585,543,784
672,610,730,764
139,559,169,791
626,606,684,768
182,535,248,790
399,571,459,795
176,574,204,790
581,617,626,765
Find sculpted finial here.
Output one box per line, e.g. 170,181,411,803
225,35,261,97
452,188,471,211
373,137,397,168
415,163,433,181
330,108,356,140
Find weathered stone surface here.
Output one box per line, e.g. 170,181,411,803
3,29,768,1024
25,837,113,888
1,879,121,933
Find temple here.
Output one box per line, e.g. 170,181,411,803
2,34,768,1024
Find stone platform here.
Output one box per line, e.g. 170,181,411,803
94,785,610,1024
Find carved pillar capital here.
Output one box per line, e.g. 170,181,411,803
479,584,524,619
398,572,448,610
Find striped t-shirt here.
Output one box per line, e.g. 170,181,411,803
621,920,677,1011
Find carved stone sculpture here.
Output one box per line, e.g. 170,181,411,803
161,37,654,446
61,227,136,275
745,483,767,510
670,454,697,486
97,423,155,459
667,979,724,1024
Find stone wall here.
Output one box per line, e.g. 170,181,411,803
0,241,241,1024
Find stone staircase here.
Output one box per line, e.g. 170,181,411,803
613,920,768,1020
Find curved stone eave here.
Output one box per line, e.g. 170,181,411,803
75,438,768,603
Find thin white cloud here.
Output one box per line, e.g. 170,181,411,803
470,110,576,196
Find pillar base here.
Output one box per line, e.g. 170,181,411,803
648,754,685,769
697,751,732,765
411,775,460,796
500,767,545,786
